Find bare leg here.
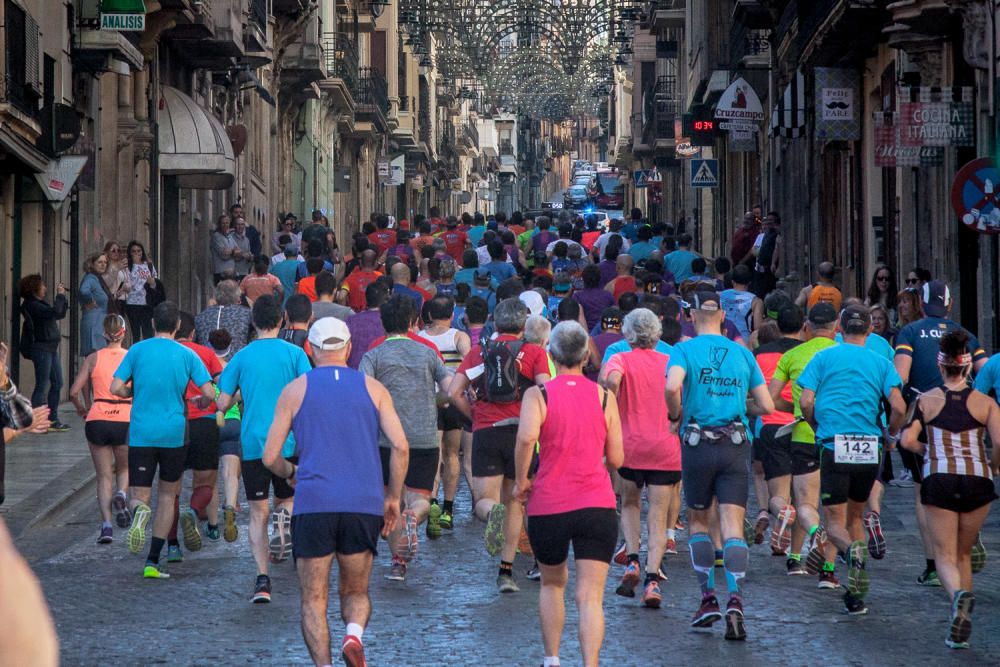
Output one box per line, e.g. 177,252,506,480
956,507,990,591
868,480,885,515
152,479,181,540
249,500,270,577
220,454,241,508
752,460,769,517
914,484,935,562
461,431,475,504
538,562,568,659
645,484,674,575
846,500,866,544
441,428,462,505
926,507,960,597
499,478,523,565
297,554,334,666
792,472,821,532
619,480,642,555
88,444,115,523
473,475,502,522
575,559,609,667
113,445,129,495
823,503,850,555
766,474,792,518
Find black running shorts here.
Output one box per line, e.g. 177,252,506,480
218,419,242,458
921,473,997,514
242,457,297,501
84,420,129,447
681,435,750,510
618,467,681,488
819,447,880,506
472,424,518,480
437,404,471,432
184,418,220,471
756,425,819,480
380,447,439,494
129,445,188,487
291,512,383,559
527,508,618,566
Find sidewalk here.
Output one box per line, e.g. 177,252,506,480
1,405,95,539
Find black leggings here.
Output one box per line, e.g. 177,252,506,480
125,304,154,342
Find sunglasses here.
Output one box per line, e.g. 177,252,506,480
877,275,890,282
905,278,919,285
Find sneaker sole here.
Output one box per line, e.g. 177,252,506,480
251,594,271,604
950,593,975,645
127,506,151,554
642,593,662,609
691,611,722,628
754,516,769,545
269,509,292,562
180,509,203,552
223,506,238,543
863,512,886,560
770,506,796,554
484,504,506,557
112,496,131,528
426,505,442,540
724,611,746,640
805,529,828,575
817,580,840,590
342,641,367,667
615,570,640,598
97,536,113,545
612,542,628,566
847,541,869,596
971,539,987,573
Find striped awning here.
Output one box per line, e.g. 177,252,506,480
770,70,806,138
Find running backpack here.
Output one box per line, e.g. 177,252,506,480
483,339,525,403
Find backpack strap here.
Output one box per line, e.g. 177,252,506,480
601,386,608,411
538,385,547,404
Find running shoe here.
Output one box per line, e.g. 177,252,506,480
48,422,70,433
863,510,886,560
401,509,419,560
526,563,541,581
97,525,113,544
846,540,870,597
655,567,669,583
205,524,221,541
167,544,183,563
971,533,987,573
251,574,272,603
753,512,769,545
180,508,203,552
889,470,914,488
616,562,640,598
342,635,368,667
127,503,151,554
805,526,829,575
786,559,808,576
946,590,975,649
843,591,868,616
770,505,796,555
817,571,840,590
426,503,442,540
484,504,506,557
111,493,131,528
143,563,170,579
439,510,454,530
385,559,407,582
724,597,746,641
269,507,292,563
612,541,629,566
742,516,755,545
675,519,685,532
664,538,677,555
690,594,723,628
497,572,520,593
641,580,663,609
223,504,238,543
917,568,942,587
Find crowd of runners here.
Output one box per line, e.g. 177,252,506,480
26,207,998,666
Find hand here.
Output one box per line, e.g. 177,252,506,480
382,497,401,537
669,419,681,435
146,274,155,287
56,283,66,296
76,405,87,418
513,478,532,503
191,395,215,410
24,407,52,434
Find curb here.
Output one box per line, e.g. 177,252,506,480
7,458,97,539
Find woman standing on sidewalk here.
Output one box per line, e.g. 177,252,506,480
19,274,70,432
79,253,112,358
102,241,130,314
125,241,158,341
514,321,624,667
69,315,132,544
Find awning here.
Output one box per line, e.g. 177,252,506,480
157,86,235,190
0,126,49,173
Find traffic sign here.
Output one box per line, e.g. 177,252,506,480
690,159,719,188
634,168,663,189
951,157,1000,234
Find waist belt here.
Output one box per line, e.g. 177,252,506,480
491,418,519,428
93,398,131,405
684,422,746,446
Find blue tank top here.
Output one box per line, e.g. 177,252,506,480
720,289,755,341
291,366,383,516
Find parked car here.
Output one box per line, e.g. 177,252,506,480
563,185,591,208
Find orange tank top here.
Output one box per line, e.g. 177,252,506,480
807,284,842,311
86,347,132,423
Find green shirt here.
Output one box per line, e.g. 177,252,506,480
773,336,837,444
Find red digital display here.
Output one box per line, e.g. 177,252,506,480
694,120,714,131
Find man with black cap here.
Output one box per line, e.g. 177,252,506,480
665,290,774,640
893,280,989,586
799,303,906,616
767,303,838,579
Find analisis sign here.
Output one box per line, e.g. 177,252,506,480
101,13,145,30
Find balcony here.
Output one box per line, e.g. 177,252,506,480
641,76,677,153
438,120,456,157
319,33,357,114
729,21,771,70
171,0,246,68
732,0,774,29
499,140,514,156
72,0,145,70
279,13,327,92
245,0,271,55
353,67,389,135
649,0,685,30
457,121,478,156
796,0,886,65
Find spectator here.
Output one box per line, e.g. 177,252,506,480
272,212,302,255
210,215,238,283
19,274,69,431
730,210,760,267
230,217,254,280
240,255,284,304
195,280,253,353
897,288,924,327
101,241,129,314
124,241,158,341
229,203,261,256
79,252,112,357
865,264,898,325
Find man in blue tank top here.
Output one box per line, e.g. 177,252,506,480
264,316,409,667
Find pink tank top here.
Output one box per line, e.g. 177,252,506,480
86,347,132,423
527,375,616,516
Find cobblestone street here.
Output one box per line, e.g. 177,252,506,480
19,451,1000,666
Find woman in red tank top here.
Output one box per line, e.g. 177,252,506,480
69,314,132,545
514,320,624,667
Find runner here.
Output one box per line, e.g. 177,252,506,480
599,308,679,607
796,262,843,312
217,294,312,602
205,329,243,542
360,296,451,581
798,304,906,615
719,264,762,343
449,298,551,593
68,314,132,544
264,315,408,667
110,302,215,579
894,280,988,586
418,296,472,533
514,320,623,667
665,290,774,640
338,250,383,312
900,330,999,649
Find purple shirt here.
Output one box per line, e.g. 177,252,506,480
587,331,624,381
681,318,745,344
346,310,385,369
574,288,616,331
598,260,617,288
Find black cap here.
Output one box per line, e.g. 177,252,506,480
840,304,871,335
284,212,298,221
921,280,951,317
692,290,721,312
807,302,838,326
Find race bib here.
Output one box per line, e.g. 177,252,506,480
833,434,879,465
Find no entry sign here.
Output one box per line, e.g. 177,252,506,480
951,157,1000,234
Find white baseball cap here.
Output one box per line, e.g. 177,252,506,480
308,317,351,351
519,290,546,317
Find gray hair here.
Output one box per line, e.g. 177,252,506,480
622,308,662,349
549,320,590,368
494,297,528,334
524,315,552,346
215,280,241,306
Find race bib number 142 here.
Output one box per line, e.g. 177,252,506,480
834,435,879,465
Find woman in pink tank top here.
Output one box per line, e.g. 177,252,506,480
514,321,623,667
69,314,132,544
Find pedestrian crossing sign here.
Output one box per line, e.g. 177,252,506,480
690,159,719,188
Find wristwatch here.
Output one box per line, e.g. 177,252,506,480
668,414,681,423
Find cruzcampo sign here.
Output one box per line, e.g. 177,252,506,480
100,0,146,31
